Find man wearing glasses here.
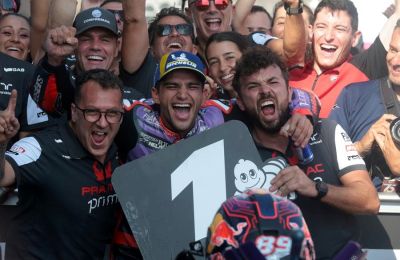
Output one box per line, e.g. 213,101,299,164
120,0,196,98
185,0,306,64
0,69,124,259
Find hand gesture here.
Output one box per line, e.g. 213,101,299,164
44,26,78,66
204,75,218,100
280,113,313,148
0,90,20,144
269,165,317,198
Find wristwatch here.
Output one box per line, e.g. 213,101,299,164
284,0,303,15
314,180,328,200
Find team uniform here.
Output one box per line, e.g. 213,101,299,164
329,79,392,182
256,119,366,259
0,52,49,132
289,37,387,118
30,56,144,117
117,99,233,161
4,122,119,259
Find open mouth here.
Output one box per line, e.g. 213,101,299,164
92,131,107,146
172,103,191,120
87,55,105,62
204,18,222,31
6,47,21,53
320,44,337,54
167,42,183,50
261,100,276,116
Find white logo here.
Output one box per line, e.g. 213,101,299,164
171,53,188,61
0,83,12,91
61,155,71,160
3,67,25,72
54,139,63,143
92,9,102,18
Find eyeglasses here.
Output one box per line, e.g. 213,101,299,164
189,0,230,11
0,0,18,13
156,24,193,37
75,105,124,124
106,9,124,22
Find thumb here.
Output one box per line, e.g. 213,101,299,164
6,89,17,114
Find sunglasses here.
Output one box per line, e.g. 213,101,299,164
0,0,18,13
190,0,230,11
106,9,124,22
156,24,193,37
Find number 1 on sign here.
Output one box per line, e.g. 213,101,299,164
171,140,227,241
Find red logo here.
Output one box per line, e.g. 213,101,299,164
92,161,112,182
210,220,247,248
305,164,324,176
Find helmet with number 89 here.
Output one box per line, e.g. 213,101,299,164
206,190,315,259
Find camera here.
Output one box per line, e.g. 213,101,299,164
390,117,400,145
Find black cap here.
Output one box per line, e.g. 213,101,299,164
73,7,118,36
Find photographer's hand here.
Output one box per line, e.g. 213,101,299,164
355,114,396,157
373,124,400,176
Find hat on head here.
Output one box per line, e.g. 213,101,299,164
154,51,206,84
73,7,118,36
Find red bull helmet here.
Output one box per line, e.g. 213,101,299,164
206,190,315,259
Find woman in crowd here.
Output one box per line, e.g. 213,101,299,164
205,31,251,99
0,13,30,61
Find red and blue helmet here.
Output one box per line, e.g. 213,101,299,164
206,190,315,259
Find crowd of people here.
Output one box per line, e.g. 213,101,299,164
0,0,399,259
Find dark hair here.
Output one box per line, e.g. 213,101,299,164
148,7,194,45
314,0,358,32
205,31,250,59
250,5,272,22
100,0,122,6
272,2,314,26
0,12,30,26
232,47,288,94
75,69,123,103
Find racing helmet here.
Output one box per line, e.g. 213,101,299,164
206,190,315,259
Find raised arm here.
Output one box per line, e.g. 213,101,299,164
121,0,149,73
266,0,306,66
380,0,400,50
231,0,256,35
0,90,19,187
30,0,78,63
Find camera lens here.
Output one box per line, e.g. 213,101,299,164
390,117,400,145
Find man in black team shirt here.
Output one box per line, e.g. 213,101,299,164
30,7,143,117
0,69,123,259
232,47,380,259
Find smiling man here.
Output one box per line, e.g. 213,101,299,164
233,47,379,258
0,69,123,259
289,0,398,118
30,7,143,116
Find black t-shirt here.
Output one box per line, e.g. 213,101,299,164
5,122,119,259
0,52,49,132
256,119,366,259
119,51,157,98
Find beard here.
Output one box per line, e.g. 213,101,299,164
246,103,290,134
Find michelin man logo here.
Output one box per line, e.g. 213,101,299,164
171,53,188,61
234,157,292,198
